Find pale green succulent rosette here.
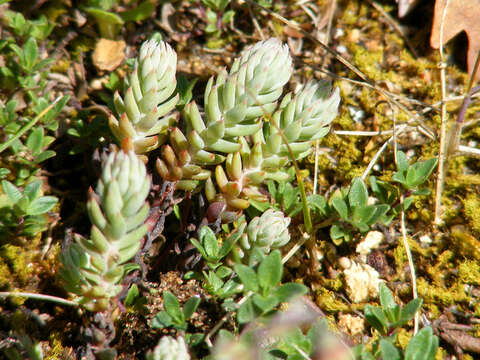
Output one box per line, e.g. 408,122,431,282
237,209,291,263
263,80,341,162
195,38,293,152
156,39,293,190
59,150,151,311
109,39,179,154
146,336,190,360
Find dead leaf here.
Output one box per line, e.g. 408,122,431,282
92,38,126,72
431,0,480,79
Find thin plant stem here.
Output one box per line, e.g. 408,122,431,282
269,121,321,272
458,144,480,157
0,291,77,307
361,124,407,181
434,0,451,226
0,96,63,154
314,0,337,194
446,62,480,157
399,196,419,334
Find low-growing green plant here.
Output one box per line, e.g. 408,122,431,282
314,151,438,245
200,0,235,38
354,283,438,360
213,305,351,360
2,9,54,41
0,179,57,238
189,221,245,299
2,332,44,360
328,177,391,244
232,250,308,324
84,0,156,39
152,291,201,331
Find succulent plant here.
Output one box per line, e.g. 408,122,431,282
263,80,341,160
150,38,341,219
109,39,179,154
238,209,291,262
146,336,190,360
204,80,340,214
156,38,293,190
59,150,150,311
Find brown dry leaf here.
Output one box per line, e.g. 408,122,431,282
92,38,126,72
430,0,480,79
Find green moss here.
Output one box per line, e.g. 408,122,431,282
396,328,411,350
435,347,448,360
0,261,12,289
417,277,469,307
450,227,480,260
0,244,31,285
315,288,351,313
348,44,393,84
463,193,480,233
393,242,407,280
321,277,343,292
458,260,480,285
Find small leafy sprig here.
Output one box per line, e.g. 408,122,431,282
329,177,390,244
201,0,235,38
189,221,245,299
232,250,308,324
0,179,57,238
317,151,438,245
354,283,438,360
152,291,201,332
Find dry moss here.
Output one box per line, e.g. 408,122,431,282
44,332,65,360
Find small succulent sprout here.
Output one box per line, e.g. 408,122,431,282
264,80,341,161
59,150,151,311
239,209,291,260
146,336,190,360
109,39,179,154
156,124,225,191
204,137,293,215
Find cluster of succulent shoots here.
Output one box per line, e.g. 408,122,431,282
109,38,340,221
60,148,150,311
59,38,339,311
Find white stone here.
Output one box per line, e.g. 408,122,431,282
419,234,432,245
344,262,380,303
356,231,384,256
338,314,365,336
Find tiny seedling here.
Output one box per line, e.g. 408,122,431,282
152,291,201,332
